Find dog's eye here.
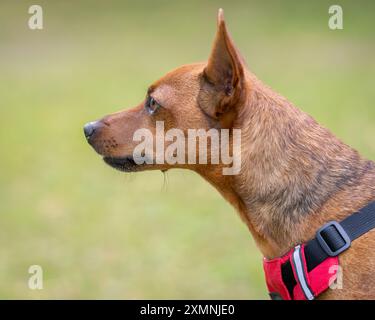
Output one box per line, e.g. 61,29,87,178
145,96,161,115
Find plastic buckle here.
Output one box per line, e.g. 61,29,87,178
316,221,351,257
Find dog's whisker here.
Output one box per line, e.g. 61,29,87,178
161,170,169,192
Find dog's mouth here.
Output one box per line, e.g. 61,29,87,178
103,156,142,172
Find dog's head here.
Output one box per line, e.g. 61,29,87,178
84,9,248,175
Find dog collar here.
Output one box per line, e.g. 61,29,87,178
263,200,375,300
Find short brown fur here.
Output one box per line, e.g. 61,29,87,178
85,9,375,299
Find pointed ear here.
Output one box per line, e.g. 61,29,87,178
202,9,245,118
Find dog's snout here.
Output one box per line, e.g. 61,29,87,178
83,121,99,140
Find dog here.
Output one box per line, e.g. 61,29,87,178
84,9,375,299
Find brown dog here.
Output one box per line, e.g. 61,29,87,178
84,9,375,299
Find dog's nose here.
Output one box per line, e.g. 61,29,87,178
83,121,98,140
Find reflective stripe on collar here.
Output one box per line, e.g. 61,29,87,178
292,245,314,300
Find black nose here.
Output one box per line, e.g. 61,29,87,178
83,121,97,140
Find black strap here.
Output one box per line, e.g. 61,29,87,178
281,260,296,297
281,200,375,298
305,200,375,271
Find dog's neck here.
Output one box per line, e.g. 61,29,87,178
196,72,375,259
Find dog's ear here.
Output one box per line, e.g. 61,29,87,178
201,9,246,119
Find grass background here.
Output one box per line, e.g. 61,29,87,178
0,0,374,299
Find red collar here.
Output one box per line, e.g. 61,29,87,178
262,200,375,300
263,244,338,300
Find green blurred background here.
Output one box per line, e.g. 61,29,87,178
0,0,374,299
